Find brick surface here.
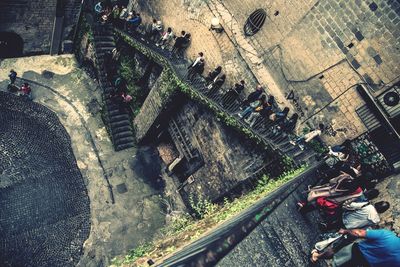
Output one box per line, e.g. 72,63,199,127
0,0,81,54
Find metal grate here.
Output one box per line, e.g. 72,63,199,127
244,9,267,36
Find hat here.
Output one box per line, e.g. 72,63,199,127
374,201,390,213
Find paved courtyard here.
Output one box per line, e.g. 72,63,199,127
0,55,167,266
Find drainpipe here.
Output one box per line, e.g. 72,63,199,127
356,84,400,140
50,0,65,55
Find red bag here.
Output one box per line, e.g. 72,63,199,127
316,197,339,216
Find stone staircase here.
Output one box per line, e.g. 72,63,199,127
115,28,318,165
64,0,82,25
92,23,135,151
168,116,200,161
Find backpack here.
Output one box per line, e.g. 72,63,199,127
316,197,339,216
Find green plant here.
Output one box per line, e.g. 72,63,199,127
189,194,217,219
123,243,154,264
161,214,193,235
118,55,144,112
74,17,94,58
308,140,328,154
280,155,296,171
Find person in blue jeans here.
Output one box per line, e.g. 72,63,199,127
238,94,266,119
311,228,400,267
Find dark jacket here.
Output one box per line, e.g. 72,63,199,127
247,90,262,102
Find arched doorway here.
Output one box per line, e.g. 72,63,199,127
0,32,23,58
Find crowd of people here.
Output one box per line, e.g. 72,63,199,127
7,70,32,100
294,142,400,266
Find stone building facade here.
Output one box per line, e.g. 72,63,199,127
0,0,82,56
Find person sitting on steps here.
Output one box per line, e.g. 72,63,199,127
238,94,266,119
240,84,264,109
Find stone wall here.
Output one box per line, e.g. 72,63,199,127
220,0,400,144
0,0,81,54
170,101,273,203
129,0,400,145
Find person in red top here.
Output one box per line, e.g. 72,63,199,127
19,83,32,100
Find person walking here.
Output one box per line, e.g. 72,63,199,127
170,31,186,58
207,74,226,96
9,69,17,84
7,69,18,92
187,52,205,80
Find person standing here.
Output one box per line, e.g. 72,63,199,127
222,80,245,108
19,82,32,100
170,31,186,58
187,52,205,79
156,27,174,49
207,74,226,96
8,69,17,84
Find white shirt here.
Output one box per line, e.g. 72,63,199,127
192,56,204,67
161,31,174,41
342,204,380,229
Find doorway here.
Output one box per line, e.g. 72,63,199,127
0,32,23,58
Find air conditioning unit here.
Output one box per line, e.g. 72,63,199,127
377,85,400,119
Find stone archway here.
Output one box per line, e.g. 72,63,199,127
0,32,23,58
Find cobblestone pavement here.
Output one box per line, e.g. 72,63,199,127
0,55,167,266
0,92,91,267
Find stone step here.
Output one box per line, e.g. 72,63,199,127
115,142,135,151
111,125,132,135
113,131,133,140
108,109,127,117
109,114,130,123
110,120,130,129
94,36,115,42
96,40,115,47
114,136,135,146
